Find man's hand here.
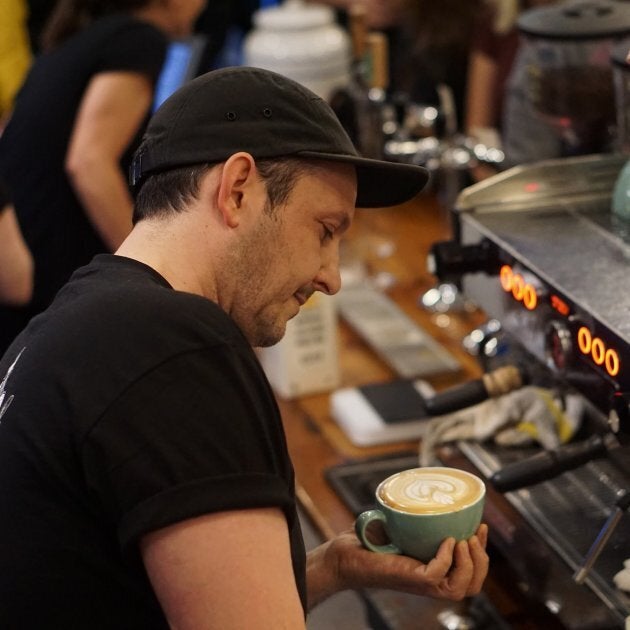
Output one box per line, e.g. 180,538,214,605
306,524,489,609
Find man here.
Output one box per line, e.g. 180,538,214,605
0,66,488,628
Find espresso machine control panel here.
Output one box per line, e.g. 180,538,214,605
430,154,630,629
433,154,630,416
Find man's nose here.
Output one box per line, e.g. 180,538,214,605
313,247,342,296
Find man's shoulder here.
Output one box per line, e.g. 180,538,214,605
46,255,242,352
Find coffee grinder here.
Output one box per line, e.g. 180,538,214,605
513,0,630,157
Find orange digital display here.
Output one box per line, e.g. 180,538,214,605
550,294,570,317
499,265,513,292
499,265,538,310
499,268,622,379
577,326,621,378
523,284,538,311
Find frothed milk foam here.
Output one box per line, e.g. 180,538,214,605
378,467,483,515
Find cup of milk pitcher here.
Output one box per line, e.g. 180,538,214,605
355,467,486,563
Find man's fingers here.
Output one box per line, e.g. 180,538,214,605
466,533,490,596
429,536,456,573
450,540,476,594
476,523,489,549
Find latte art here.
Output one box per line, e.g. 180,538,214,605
378,467,484,514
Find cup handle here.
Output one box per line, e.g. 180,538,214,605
355,509,401,555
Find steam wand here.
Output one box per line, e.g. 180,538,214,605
574,492,630,584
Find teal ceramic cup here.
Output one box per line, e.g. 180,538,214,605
355,467,485,563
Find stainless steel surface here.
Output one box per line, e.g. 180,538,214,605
454,154,630,409
460,439,630,626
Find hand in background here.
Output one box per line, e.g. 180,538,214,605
356,0,408,29
314,0,409,30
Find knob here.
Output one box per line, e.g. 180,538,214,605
462,319,502,357
545,319,573,372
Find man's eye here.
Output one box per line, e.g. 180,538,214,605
321,225,335,242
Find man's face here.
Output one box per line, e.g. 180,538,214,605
227,161,356,347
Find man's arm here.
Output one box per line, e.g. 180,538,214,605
141,507,307,630
142,502,489,627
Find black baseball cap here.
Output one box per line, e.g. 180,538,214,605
130,66,429,208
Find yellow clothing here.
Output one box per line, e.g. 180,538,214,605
0,0,32,122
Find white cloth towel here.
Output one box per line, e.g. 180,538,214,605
420,386,584,466
614,559,630,592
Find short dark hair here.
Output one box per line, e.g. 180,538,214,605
132,157,316,224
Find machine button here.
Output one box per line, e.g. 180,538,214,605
545,319,573,371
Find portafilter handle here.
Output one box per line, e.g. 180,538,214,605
489,433,612,493
424,365,524,416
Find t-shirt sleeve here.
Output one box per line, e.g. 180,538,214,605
81,344,294,550
96,21,167,82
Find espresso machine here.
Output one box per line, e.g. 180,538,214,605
426,152,630,629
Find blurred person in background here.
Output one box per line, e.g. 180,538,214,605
0,1,34,320
25,0,54,54
323,0,483,135
0,178,32,308
398,0,482,131
0,0,33,129
0,0,206,355
465,0,565,180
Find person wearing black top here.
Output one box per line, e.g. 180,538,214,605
0,0,206,354
0,66,489,628
0,177,32,307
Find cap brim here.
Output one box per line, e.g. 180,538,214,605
298,151,430,208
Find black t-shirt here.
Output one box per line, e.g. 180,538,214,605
0,15,167,315
0,255,306,628
0,176,9,209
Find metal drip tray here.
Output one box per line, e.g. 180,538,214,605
459,440,630,626
326,442,630,628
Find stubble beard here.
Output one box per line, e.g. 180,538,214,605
225,205,289,348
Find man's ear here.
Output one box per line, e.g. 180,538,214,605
216,152,261,228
